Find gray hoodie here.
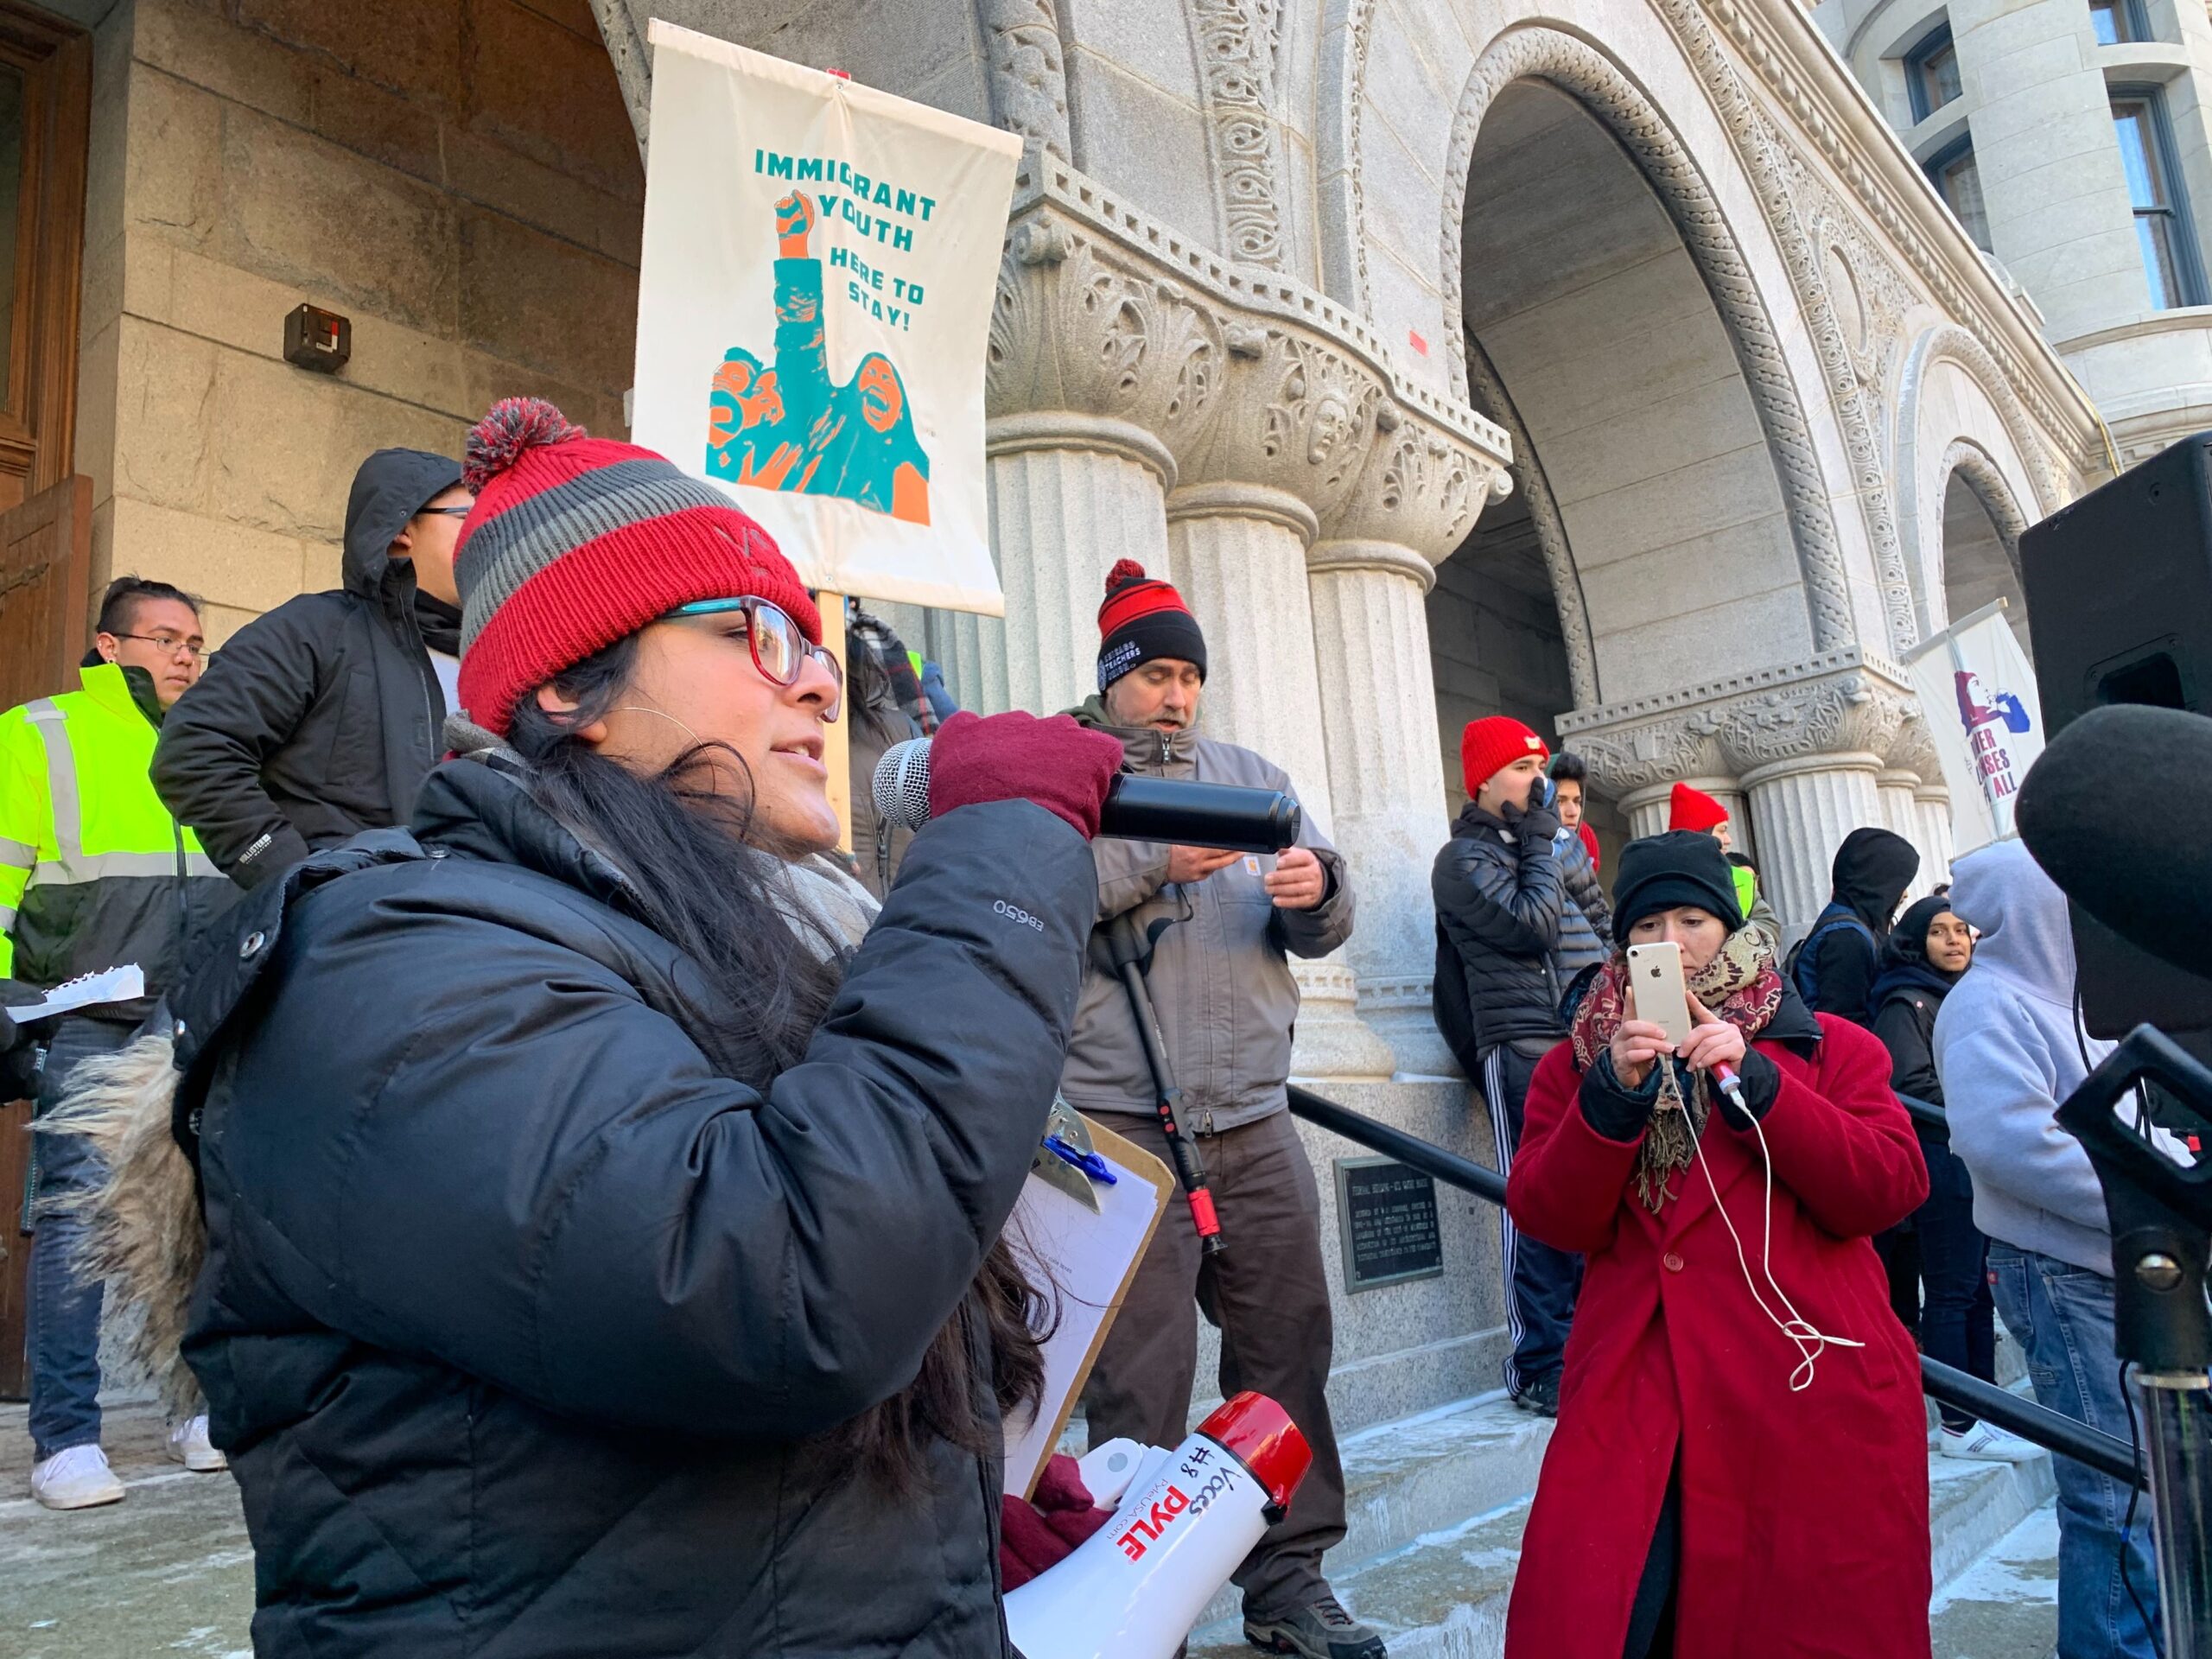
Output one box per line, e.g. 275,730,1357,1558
1935,838,2120,1274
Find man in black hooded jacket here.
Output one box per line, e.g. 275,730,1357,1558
152,449,468,889
1790,826,1921,1026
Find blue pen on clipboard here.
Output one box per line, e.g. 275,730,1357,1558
1042,1135,1118,1185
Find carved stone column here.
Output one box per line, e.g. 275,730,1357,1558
984,193,1226,715
1566,650,1916,937
1168,483,1326,803
1618,777,1746,847
1302,416,1507,1074
1886,720,1948,898
1740,753,1886,932
1876,768,1923,850
988,414,1177,717
1915,783,1956,892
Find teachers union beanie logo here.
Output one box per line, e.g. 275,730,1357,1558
1096,559,1207,692
453,396,817,739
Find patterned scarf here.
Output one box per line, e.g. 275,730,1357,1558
1568,929,1787,1211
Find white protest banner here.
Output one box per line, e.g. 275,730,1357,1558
1903,600,2047,855
631,22,1019,613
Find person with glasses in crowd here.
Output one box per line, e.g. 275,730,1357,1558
60,400,1126,1656
2,577,237,1509
152,447,474,890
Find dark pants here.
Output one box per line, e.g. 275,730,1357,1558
27,1018,131,1462
1916,1135,1996,1433
1873,1224,1923,1340
1483,1040,1582,1395
1081,1109,1346,1621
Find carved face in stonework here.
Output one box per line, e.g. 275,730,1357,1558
1307,392,1353,467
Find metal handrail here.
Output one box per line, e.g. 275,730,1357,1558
1897,1090,1949,1137
1286,1084,2147,1491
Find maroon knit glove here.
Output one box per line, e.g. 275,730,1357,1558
999,1455,1113,1588
926,710,1124,840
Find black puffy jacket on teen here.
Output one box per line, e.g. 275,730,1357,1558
153,449,463,890
1432,798,1603,1065
168,756,1096,1658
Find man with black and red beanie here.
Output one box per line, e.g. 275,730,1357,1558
1062,561,1381,1659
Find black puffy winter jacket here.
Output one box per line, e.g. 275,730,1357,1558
1432,800,1607,1063
152,448,463,890
168,757,1096,1657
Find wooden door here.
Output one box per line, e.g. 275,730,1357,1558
0,471,90,1399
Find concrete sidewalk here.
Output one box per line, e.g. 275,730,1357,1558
0,1401,255,1658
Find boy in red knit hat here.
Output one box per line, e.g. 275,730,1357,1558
1665,781,1778,950
1432,715,1610,1418
1060,560,1384,1659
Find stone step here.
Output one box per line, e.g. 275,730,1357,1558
1188,1430,2056,1657
1181,1391,1551,1634
1929,1501,2061,1659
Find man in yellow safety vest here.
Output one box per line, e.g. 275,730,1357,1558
1,577,238,1510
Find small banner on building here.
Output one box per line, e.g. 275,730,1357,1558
630,22,1020,613
1904,601,2047,855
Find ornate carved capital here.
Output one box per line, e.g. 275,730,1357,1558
1887,714,1943,785
988,159,1510,559
1560,648,1916,798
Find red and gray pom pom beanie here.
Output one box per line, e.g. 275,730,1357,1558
1096,559,1206,691
453,397,818,737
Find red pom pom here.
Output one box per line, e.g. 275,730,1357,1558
1103,557,1148,597
464,397,585,493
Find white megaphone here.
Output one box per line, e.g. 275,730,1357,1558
1004,1391,1312,1659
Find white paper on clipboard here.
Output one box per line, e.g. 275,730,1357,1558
5,964,145,1021
1001,1117,1172,1497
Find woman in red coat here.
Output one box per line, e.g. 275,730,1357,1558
1504,831,1931,1659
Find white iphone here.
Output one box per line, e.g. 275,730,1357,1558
1625,941,1694,1051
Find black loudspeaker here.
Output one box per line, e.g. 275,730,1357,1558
2021,433,2212,1042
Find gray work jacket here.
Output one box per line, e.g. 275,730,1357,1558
1057,697,1354,1134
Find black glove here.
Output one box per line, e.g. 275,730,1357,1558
0,1007,35,1102
1713,1046,1781,1130
1579,1049,1661,1141
1502,797,1561,845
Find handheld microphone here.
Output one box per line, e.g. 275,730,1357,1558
2015,703,2212,982
872,737,1303,854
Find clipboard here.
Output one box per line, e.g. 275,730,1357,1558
1001,1115,1173,1498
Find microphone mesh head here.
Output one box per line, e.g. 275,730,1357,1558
872,737,933,830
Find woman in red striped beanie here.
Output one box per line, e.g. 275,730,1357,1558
117,399,1130,1657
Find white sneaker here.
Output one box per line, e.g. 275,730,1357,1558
30,1444,126,1510
165,1414,227,1473
1942,1421,2046,1463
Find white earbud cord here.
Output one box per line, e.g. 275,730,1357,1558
1678,1081,1862,1392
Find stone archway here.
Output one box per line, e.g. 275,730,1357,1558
1436,27,1858,669
1937,440,2032,651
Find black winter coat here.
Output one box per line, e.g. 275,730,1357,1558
168,758,1096,1658
153,448,463,890
1554,827,1613,984
1433,800,1605,1062
1801,828,1920,1026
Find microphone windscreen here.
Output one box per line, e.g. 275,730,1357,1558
2016,703,2212,982
872,736,934,831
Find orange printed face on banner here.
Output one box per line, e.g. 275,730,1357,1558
857,355,902,432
